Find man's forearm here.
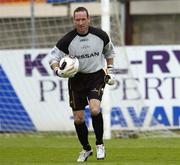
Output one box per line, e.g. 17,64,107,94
106,58,114,67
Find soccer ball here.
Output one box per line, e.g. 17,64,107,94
59,56,79,77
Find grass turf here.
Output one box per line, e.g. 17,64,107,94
0,135,180,165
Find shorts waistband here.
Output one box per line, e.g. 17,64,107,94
78,69,104,76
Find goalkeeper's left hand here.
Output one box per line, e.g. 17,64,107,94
105,65,116,85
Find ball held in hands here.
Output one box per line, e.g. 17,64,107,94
56,56,79,78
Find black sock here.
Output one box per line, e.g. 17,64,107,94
74,122,91,151
92,112,104,145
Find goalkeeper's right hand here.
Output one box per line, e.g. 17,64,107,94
54,64,76,78
54,67,66,78
105,65,116,85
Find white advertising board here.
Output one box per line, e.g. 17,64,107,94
0,46,179,131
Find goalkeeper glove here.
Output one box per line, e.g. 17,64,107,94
105,65,116,85
54,62,77,78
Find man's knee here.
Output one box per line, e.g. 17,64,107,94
91,107,101,116
89,99,101,116
73,111,85,124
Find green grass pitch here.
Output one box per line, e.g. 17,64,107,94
0,135,180,165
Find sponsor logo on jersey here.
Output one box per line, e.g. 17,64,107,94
80,38,89,42
77,51,100,59
81,45,90,49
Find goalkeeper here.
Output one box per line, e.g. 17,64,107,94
48,6,116,162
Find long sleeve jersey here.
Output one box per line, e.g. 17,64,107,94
49,26,115,73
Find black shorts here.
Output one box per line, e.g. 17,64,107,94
68,69,106,111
